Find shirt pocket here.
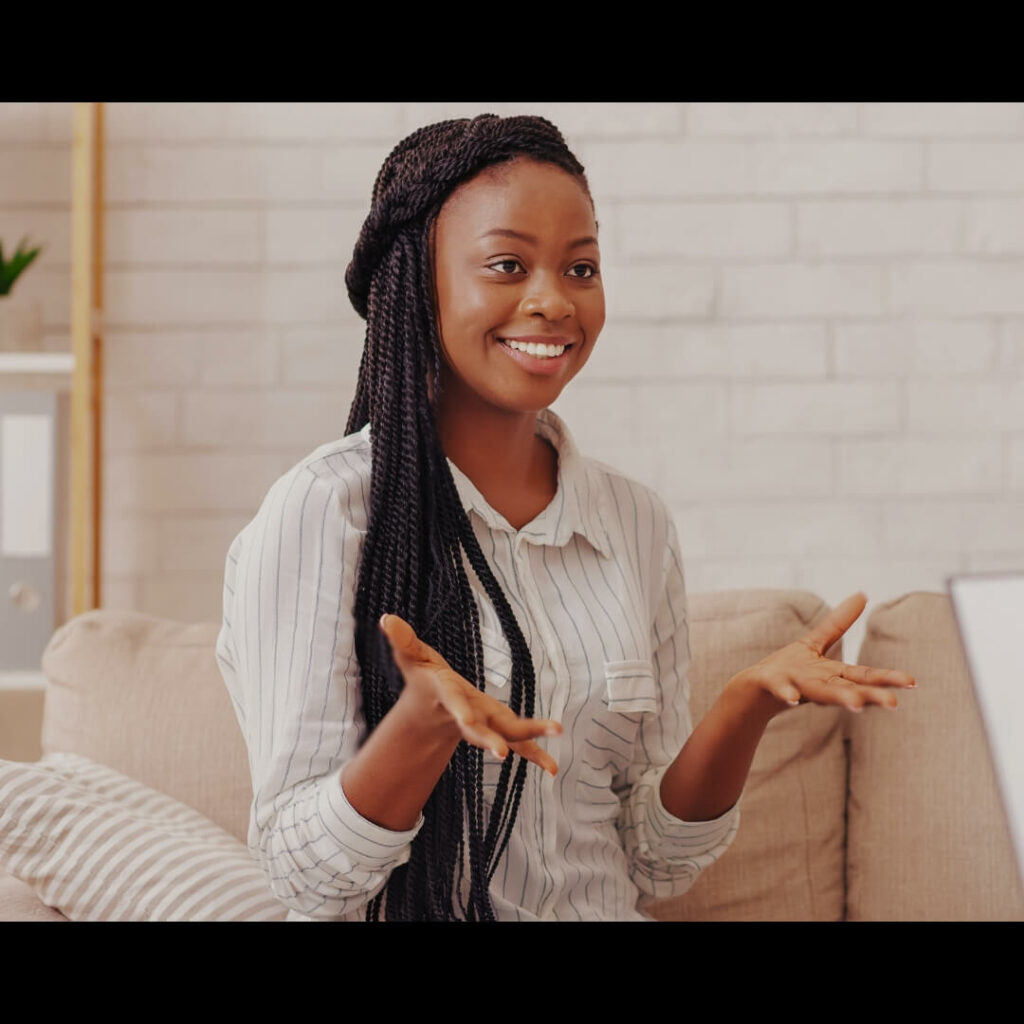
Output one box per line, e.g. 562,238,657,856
604,659,659,715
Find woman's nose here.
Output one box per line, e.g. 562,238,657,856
520,274,575,320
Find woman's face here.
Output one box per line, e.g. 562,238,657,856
432,157,605,418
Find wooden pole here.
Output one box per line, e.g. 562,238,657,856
70,103,103,616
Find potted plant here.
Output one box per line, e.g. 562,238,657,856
0,236,44,352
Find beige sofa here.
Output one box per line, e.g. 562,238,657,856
1,588,1021,921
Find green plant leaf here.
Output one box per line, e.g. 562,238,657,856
0,236,42,296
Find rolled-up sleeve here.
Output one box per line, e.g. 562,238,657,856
216,458,422,918
614,509,739,904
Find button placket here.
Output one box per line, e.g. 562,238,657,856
514,538,568,721
513,537,570,918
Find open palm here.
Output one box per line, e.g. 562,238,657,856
732,593,916,712
379,613,562,775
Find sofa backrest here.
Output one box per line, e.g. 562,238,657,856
648,588,848,921
40,610,251,843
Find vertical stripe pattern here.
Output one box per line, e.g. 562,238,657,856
216,410,738,920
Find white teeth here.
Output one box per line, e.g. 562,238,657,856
504,339,566,358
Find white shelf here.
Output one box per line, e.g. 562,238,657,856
0,671,46,692
0,352,74,375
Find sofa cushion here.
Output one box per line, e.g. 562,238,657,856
41,610,251,843
0,869,68,921
849,592,1024,920
0,752,286,921
648,589,847,922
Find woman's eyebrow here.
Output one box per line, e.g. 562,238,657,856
479,228,599,248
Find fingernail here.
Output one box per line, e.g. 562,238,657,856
545,724,561,736
379,613,390,629
787,699,800,707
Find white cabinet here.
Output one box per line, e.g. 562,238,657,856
0,354,71,673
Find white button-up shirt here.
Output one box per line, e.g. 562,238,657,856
216,410,739,920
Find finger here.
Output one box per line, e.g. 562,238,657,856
846,683,901,710
435,683,477,731
379,613,442,667
792,674,867,712
508,739,559,777
801,593,868,656
800,674,903,712
460,704,561,758
459,720,511,760
762,676,804,707
831,663,916,689
488,709,562,743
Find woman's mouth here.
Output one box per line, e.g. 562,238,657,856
501,338,567,358
496,336,574,375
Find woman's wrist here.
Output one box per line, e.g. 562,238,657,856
340,685,463,832
391,680,464,747
720,668,791,726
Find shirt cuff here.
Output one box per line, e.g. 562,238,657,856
645,767,740,858
315,767,425,872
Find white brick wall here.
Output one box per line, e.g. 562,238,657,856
732,381,902,435
797,200,960,256
2,101,1023,659
720,264,885,318
834,321,997,376
750,142,923,194
618,201,790,259
861,103,1024,137
687,104,859,137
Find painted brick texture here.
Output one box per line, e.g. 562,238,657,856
1,101,1021,643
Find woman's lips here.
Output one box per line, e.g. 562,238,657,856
496,335,574,376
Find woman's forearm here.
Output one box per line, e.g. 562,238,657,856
340,687,462,832
659,674,781,823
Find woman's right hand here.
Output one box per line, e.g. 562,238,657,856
380,613,562,776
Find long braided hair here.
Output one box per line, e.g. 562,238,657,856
343,115,589,920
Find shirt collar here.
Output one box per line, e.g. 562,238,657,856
446,409,613,558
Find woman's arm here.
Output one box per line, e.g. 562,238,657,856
658,592,916,822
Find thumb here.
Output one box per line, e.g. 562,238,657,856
379,613,431,664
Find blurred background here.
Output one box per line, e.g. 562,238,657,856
2,101,1023,660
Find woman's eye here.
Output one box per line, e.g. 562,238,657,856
490,259,524,274
567,263,597,279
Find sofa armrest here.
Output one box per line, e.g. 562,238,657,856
849,592,1024,920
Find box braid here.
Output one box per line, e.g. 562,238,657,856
343,115,590,920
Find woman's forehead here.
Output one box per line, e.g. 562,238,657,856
436,158,597,241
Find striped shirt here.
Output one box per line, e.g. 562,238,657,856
215,409,739,921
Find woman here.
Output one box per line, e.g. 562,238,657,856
215,114,914,921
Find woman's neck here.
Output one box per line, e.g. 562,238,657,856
436,399,558,531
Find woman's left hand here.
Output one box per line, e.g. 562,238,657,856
726,592,916,716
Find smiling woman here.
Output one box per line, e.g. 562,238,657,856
214,113,914,922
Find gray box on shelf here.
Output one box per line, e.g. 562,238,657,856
0,389,60,671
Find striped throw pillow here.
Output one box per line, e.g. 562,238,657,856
0,753,287,921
